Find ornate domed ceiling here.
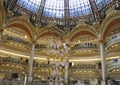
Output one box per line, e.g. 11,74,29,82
7,0,112,29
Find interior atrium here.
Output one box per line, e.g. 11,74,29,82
0,0,120,85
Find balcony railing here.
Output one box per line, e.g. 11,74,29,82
70,64,97,70
107,59,120,71
2,35,30,47
71,43,99,51
35,44,47,50
106,33,120,48
0,80,48,85
0,57,27,65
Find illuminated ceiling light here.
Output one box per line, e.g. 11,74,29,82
78,40,81,43
12,65,14,67
89,71,91,72
88,50,91,52
111,46,114,48
76,51,79,53
43,50,46,52
72,62,74,66
10,42,12,44
38,76,41,78
117,69,119,71
24,35,28,38
20,66,22,68
113,70,115,72
22,72,25,74
7,64,9,66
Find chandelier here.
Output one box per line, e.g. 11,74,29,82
47,38,69,85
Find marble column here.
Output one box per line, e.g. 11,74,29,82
64,59,69,85
28,43,35,82
24,75,27,85
90,79,95,85
77,80,81,85
99,41,106,85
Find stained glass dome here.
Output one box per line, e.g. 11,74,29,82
10,0,113,28
17,0,41,14
16,0,112,18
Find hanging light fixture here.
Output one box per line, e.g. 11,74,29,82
47,38,69,85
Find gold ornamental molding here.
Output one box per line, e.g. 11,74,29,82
5,16,34,40
101,10,120,41
69,23,98,41
37,24,63,40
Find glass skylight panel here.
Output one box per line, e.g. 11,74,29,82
44,0,64,18
95,0,112,10
17,0,41,14
69,0,92,18
29,0,41,5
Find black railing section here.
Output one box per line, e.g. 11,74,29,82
71,43,98,50
70,64,96,70
34,63,52,68
2,35,30,47
35,44,47,49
